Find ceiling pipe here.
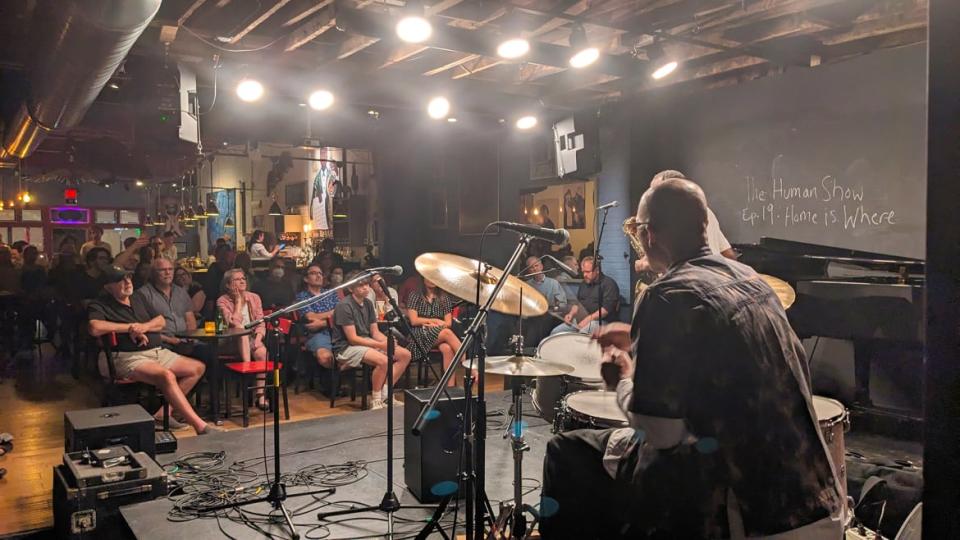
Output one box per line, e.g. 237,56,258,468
1,0,162,160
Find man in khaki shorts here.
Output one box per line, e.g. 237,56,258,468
88,266,224,435
330,271,412,410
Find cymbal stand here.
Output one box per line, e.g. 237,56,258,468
413,234,534,540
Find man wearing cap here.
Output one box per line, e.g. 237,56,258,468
88,266,223,435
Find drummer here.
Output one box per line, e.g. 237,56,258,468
539,178,842,538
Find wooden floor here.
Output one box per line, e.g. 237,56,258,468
0,346,498,538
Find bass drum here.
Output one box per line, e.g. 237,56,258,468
532,333,604,422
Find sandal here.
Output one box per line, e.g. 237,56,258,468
256,395,270,411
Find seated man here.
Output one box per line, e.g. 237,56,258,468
550,256,619,335
540,179,842,538
88,266,223,435
522,255,567,347
297,263,339,370
330,271,412,410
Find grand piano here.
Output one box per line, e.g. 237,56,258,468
736,238,924,435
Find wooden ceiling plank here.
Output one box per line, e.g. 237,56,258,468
284,6,337,52
226,0,296,44
178,0,210,26
352,0,469,66
423,54,483,76
282,0,335,28
337,34,380,59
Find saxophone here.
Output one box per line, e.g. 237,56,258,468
623,216,657,297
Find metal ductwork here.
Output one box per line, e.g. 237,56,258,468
1,0,162,160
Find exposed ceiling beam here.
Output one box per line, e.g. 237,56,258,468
336,5,642,78
226,0,296,44
178,0,210,26
282,0,334,28
284,6,336,52
379,1,497,69
337,34,380,59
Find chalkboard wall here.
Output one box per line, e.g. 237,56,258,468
632,44,927,259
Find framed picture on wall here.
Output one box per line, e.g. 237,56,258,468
429,187,447,229
21,209,41,222
563,183,587,229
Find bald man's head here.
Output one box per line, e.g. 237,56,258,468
636,178,708,268
650,169,688,187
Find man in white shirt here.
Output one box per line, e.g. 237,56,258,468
635,170,735,274
159,231,178,262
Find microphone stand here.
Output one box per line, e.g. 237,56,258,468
593,205,613,333
412,234,534,540
197,275,376,538
316,314,438,536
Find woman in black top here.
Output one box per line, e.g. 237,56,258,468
405,277,463,387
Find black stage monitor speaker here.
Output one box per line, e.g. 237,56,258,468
404,387,474,503
65,405,155,457
553,111,601,179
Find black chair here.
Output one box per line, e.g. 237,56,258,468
99,332,169,430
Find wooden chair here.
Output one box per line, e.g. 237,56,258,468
99,332,169,430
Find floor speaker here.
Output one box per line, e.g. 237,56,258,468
403,387,473,503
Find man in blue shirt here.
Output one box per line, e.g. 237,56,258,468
297,262,339,369
522,255,567,348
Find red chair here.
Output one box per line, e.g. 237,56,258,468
222,317,291,428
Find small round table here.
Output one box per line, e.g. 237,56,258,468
176,327,254,422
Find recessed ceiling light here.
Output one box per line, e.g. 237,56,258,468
497,38,530,59
516,116,537,130
236,78,264,102
308,89,335,110
427,96,450,119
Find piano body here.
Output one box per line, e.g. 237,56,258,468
736,238,924,436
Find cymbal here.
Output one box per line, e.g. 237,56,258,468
415,253,549,317
759,274,796,310
465,355,575,377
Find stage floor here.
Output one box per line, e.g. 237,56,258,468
122,391,553,539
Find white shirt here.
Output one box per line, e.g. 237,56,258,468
249,242,272,259
706,207,731,255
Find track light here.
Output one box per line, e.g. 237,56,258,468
268,199,283,216
236,78,264,102
568,24,598,68
427,96,450,119
647,41,678,79
308,89,334,111
497,37,530,60
396,1,432,44
205,197,220,216
224,217,235,227
516,116,537,130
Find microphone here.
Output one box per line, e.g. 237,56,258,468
368,265,403,276
544,254,579,278
596,200,619,211
495,222,570,245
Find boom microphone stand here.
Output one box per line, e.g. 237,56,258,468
199,269,393,539
413,234,534,539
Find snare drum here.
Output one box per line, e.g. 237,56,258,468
533,333,604,421
556,390,628,431
812,396,850,511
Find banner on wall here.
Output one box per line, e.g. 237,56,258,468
308,161,338,232
207,190,237,250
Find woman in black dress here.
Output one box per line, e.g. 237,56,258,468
405,277,462,387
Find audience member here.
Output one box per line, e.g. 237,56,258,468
297,263,339,369
522,255,566,346
19,246,47,296
133,260,152,290
203,244,234,317
331,271,412,409
368,274,399,318
316,238,344,268
217,268,268,409
174,267,206,317
80,225,112,257
77,247,112,302
256,258,294,309
159,231,178,262
88,266,222,434
405,276,462,387
0,246,20,293
249,230,279,259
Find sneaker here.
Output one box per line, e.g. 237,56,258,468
155,417,191,432
390,397,404,407
369,397,386,410
197,423,227,435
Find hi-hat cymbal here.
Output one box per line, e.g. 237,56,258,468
465,355,574,377
415,253,548,317
759,274,796,310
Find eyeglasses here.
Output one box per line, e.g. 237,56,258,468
231,277,247,282
157,268,174,273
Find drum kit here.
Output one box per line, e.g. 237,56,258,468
416,251,850,538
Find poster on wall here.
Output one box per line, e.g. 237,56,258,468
563,183,587,229
308,159,339,232
207,190,236,251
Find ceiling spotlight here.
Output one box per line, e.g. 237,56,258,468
427,96,450,119
298,102,307,107
447,117,457,123
108,81,120,90
516,116,537,130
647,41,678,80
497,37,530,59
135,180,144,187
568,23,599,68
236,78,264,102
308,89,334,111
396,2,432,44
